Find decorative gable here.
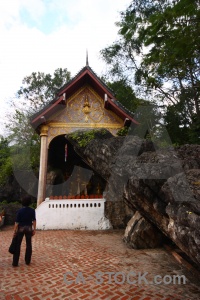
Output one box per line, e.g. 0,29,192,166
31,65,138,144
47,85,123,145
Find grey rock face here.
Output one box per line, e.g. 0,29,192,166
69,131,200,267
123,211,163,249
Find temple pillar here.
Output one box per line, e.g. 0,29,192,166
37,125,49,207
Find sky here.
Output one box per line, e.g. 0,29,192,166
0,0,131,136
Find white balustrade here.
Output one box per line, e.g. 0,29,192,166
36,198,112,230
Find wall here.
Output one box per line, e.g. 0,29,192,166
36,198,112,230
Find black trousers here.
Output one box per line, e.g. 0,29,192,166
13,226,32,266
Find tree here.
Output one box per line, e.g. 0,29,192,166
1,68,71,191
0,136,10,166
17,68,71,112
6,68,71,145
101,0,200,144
0,136,12,186
164,104,190,145
101,75,148,111
106,79,146,112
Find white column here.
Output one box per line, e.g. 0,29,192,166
37,125,49,207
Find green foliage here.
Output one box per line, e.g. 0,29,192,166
0,137,12,186
0,135,40,187
69,129,107,147
30,202,37,209
116,126,129,136
2,68,71,189
17,68,71,111
101,0,200,144
0,156,12,186
0,137,10,165
6,68,71,146
105,79,146,112
0,200,8,204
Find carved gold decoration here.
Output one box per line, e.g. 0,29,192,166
52,85,123,125
82,95,91,122
46,84,124,146
47,127,71,146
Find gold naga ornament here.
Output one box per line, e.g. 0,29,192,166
82,95,91,122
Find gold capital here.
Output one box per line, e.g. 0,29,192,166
40,125,49,137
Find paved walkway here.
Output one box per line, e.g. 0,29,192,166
0,226,200,300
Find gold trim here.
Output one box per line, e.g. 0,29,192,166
40,125,49,136
47,126,121,146
48,122,122,129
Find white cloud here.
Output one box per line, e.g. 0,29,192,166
0,0,131,136
19,0,46,23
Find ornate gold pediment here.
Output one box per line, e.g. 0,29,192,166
52,85,122,124
46,85,123,145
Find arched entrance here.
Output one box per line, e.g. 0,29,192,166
46,135,106,198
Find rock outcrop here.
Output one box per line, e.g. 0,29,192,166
66,131,200,267
123,211,164,249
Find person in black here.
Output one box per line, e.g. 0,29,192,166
12,196,36,267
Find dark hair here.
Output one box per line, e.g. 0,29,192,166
21,196,32,207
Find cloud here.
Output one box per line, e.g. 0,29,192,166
0,0,130,135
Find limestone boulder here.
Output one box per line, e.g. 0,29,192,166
69,132,200,267
123,211,163,249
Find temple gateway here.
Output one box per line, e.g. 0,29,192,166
31,64,138,229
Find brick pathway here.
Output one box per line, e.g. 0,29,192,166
0,226,200,300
